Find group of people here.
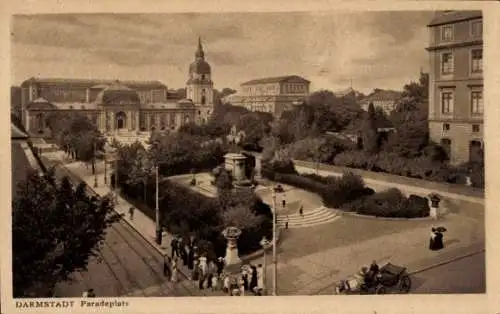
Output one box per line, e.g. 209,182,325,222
223,264,265,296
357,260,380,287
429,227,445,251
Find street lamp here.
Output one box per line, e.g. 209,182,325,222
259,237,271,295
155,164,162,245
93,140,98,188
271,185,284,296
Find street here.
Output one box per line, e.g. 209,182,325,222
43,157,209,297
411,251,485,294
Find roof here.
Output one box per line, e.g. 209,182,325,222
361,90,402,103
52,102,99,110
427,10,482,27
189,59,211,75
95,83,140,105
21,77,167,89
11,123,28,139
241,75,310,86
142,101,194,110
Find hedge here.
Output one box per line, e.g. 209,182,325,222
117,174,272,258
343,188,430,218
333,150,473,185
262,161,372,208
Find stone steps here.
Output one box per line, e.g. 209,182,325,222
277,207,340,229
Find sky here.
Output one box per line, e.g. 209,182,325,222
11,11,435,94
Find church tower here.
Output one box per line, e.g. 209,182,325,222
187,37,214,124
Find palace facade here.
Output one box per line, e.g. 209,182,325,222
426,11,483,165
21,38,215,136
222,75,310,117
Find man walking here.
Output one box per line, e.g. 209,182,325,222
128,206,135,221
299,205,303,217
170,237,178,258
163,256,171,279
285,216,289,230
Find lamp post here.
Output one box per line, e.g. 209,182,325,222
271,185,283,296
260,237,270,295
155,164,162,245
93,140,98,188
113,137,118,205
104,153,107,185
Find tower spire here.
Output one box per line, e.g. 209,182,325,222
196,36,204,60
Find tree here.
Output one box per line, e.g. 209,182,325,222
361,102,379,154
46,112,105,173
221,205,263,230
12,170,118,297
236,113,270,151
126,144,154,202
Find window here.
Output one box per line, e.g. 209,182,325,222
472,124,480,133
441,53,454,74
201,95,206,105
441,91,454,114
441,25,454,41
471,49,483,73
471,90,483,114
443,123,450,131
441,138,452,160
201,75,205,80
471,20,482,38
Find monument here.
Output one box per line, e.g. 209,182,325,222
222,226,242,265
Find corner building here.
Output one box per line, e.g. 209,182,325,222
426,11,483,165
21,38,214,136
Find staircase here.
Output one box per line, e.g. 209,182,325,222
277,206,340,229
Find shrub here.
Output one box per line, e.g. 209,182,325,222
343,189,430,218
321,172,368,208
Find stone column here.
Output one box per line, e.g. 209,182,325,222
110,111,115,131
86,88,90,103
135,111,140,131
127,111,132,131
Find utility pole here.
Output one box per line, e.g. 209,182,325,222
271,187,278,296
93,140,98,188
155,165,162,245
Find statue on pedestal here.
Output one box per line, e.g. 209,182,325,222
222,226,242,266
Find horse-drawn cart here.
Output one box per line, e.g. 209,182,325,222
335,262,412,295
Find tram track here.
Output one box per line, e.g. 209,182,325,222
46,158,203,297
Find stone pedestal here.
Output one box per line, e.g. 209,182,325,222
430,206,438,220
224,153,247,183
222,227,242,266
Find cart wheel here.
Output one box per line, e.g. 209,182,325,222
400,275,412,293
375,286,386,295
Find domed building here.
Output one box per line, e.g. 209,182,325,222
186,37,215,124
20,38,215,137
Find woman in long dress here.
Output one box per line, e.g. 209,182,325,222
434,231,444,250
257,264,264,292
429,228,437,250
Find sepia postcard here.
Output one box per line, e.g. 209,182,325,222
1,0,500,313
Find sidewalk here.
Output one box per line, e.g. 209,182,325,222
60,160,226,297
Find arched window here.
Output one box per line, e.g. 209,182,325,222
201,74,205,80
201,96,206,105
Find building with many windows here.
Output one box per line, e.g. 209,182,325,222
426,10,483,165
223,75,310,117
21,38,214,136
359,89,403,115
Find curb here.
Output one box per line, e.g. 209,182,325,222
338,211,433,221
408,248,485,275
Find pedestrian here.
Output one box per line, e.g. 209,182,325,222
285,216,289,230
192,259,200,281
434,230,444,250
211,273,219,292
163,256,171,279
223,274,230,294
128,207,135,220
257,264,264,292
429,227,437,250
83,288,95,297
207,272,213,289
170,237,178,258
282,196,286,208
171,258,178,283
299,206,303,217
